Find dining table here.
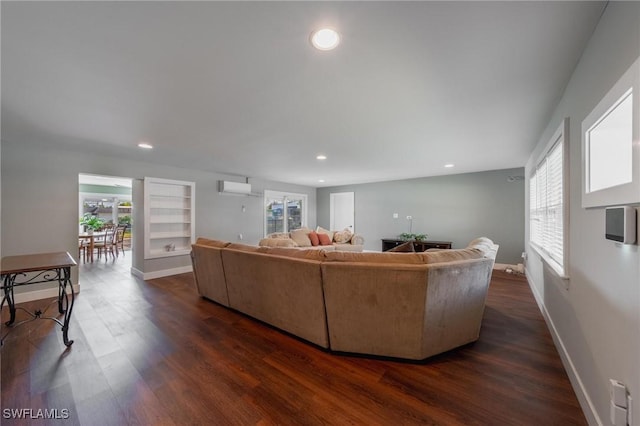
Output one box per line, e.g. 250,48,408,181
78,231,107,263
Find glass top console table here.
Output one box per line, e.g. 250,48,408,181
0,252,77,347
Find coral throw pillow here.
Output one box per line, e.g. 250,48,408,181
318,233,332,246
308,231,320,246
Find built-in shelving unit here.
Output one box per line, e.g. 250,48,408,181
144,177,195,259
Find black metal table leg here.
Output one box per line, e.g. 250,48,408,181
3,274,16,326
59,267,74,346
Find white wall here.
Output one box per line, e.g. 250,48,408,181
1,141,316,291
318,168,525,264
524,3,640,425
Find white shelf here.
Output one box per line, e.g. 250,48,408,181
144,177,195,260
146,248,192,259
150,218,192,224
149,232,192,239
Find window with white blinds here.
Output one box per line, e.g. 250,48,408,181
529,119,568,277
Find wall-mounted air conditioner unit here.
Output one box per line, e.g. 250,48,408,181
219,180,252,195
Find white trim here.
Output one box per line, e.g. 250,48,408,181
524,269,602,426
130,265,192,281
13,284,81,304
582,57,640,208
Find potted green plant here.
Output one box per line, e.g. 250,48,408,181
398,232,428,241
80,214,104,234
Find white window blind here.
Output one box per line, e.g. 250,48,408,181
530,140,564,270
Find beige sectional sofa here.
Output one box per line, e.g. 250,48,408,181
190,237,498,360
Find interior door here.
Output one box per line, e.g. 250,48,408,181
330,192,355,232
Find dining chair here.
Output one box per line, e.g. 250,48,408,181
78,239,88,263
114,225,126,256
94,229,115,260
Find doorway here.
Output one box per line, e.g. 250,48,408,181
78,174,133,271
330,191,355,232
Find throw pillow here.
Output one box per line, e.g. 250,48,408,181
333,228,353,244
308,231,320,246
387,241,415,252
290,228,312,247
318,233,332,246
316,226,335,242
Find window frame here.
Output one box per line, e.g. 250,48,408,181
529,118,570,279
581,57,640,208
263,190,308,237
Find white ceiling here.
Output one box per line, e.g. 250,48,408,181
1,1,605,187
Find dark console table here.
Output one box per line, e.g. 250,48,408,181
1,252,77,347
382,239,452,252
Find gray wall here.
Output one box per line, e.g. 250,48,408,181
318,168,525,264
1,141,316,288
525,2,640,424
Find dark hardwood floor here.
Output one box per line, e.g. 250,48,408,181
1,254,587,425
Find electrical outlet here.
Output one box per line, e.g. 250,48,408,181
406,215,412,220
238,233,243,240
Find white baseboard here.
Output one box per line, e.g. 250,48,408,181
130,265,192,281
524,268,602,426
13,284,81,304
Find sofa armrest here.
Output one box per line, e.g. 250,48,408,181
350,233,365,245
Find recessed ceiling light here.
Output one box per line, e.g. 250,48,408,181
318,179,325,183
444,164,455,168
316,154,327,160
310,28,340,51
138,142,153,149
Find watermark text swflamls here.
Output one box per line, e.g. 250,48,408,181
3,408,70,419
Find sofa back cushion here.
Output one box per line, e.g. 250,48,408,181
195,237,230,248
423,248,483,264
324,251,428,264
221,248,328,348
257,247,328,261
227,243,262,252
259,238,297,248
